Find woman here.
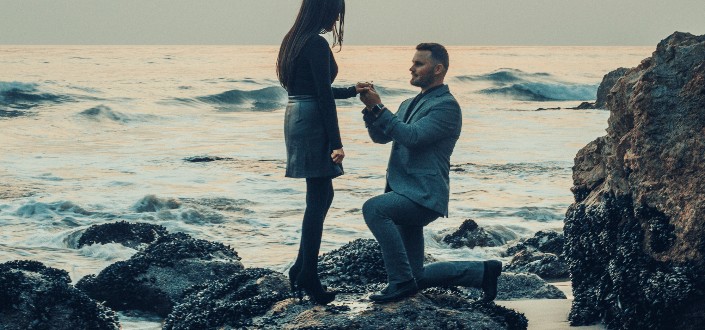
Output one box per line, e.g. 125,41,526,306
276,0,367,305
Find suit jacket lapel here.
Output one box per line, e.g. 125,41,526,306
405,84,448,123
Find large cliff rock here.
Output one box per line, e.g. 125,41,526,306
0,260,120,330
593,67,629,109
565,32,705,329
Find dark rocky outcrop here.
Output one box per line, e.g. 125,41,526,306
495,273,566,300
163,268,290,329
504,250,569,280
565,32,705,329
505,230,564,256
253,294,528,330
76,232,244,317
77,220,169,249
0,260,120,330
442,219,506,249
317,238,437,293
317,238,388,292
504,231,569,280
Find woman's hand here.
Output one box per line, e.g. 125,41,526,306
355,81,374,94
331,148,345,164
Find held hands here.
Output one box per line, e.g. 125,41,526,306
359,86,382,110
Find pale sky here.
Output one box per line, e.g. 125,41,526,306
1,0,704,45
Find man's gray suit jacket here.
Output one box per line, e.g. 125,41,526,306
365,84,462,217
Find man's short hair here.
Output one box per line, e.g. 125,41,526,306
416,43,449,70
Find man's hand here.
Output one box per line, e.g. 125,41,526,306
360,87,382,109
331,148,345,164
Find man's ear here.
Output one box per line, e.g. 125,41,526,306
434,63,445,75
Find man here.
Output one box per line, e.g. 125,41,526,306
359,43,502,303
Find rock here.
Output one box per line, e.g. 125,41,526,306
505,230,565,256
163,268,290,329
504,250,569,280
593,67,629,109
0,260,120,330
442,219,505,249
565,32,705,329
133,194,181,212
254,293,528,330
495,273,566,300
183,155,234,163
76,232,244,317
317,238,439,293
77,220,169,249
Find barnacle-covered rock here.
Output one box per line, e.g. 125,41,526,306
565,32,705,329
76,232,243,317
163,268,289,329
0,260,120,330
77,220,169,249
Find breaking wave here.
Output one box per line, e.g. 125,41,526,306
0,81,70,113
195,86,287,112
456,69,597,101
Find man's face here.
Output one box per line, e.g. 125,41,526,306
409,50,437,88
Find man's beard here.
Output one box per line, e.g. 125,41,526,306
411,74,434,88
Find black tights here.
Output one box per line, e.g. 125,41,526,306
291,177,334,283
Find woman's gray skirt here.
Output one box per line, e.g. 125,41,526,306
284,95,343,178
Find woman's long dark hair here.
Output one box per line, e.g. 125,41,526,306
277,0,345,90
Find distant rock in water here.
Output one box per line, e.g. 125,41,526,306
565,32,705,329
196,86,287,112
441,219,506,249
0,260,120,330
163,268,290,329
133,194,181,212
183,155,234,163
76,232,244,317
78,105,131,122
77,220,169,249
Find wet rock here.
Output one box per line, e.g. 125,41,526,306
133,194,181,212
0,260,120,330
76,232,243,317
77,220,169,249
255,293,527,330
565,32,705,329
442,219,505,249
494,273,566,300
317,238,388,293
504,250,569,280
163,268,290,329
318,239,438,293
505,230,565,256
183,155,234,163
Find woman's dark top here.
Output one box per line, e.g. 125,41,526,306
287,35,356,150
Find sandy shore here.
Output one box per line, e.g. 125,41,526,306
496,281,605,330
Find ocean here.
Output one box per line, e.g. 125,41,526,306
0,45,651,328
